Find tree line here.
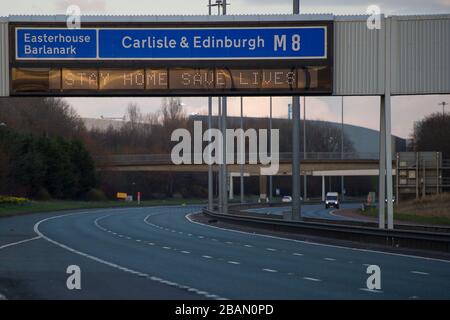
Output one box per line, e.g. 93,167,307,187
1,97,448,200
0,98,97,199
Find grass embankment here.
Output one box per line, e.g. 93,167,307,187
361,193,450,226
0,198,207,218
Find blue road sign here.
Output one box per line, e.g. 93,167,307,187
16,28,97,59
15,26,327,60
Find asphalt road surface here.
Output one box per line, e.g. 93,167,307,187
1,205,450,299
245,203,361,220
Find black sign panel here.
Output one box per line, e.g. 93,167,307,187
9,21,333,96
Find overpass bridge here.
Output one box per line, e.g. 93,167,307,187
94,152,392,176
95,152,395,201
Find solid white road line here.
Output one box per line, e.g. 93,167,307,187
33,211,226,300
185,213,450,264
0,236,41,250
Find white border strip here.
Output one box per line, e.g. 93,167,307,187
15,26,327,61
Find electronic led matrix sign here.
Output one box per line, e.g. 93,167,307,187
10,21,333,96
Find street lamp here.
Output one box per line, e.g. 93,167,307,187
438,101,448,116
208,0,228,15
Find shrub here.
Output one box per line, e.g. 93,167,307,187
0,195,30,206
34,188,52,201
85,189,108,202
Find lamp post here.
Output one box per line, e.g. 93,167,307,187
438,101,448,116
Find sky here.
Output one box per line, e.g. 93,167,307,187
2,0,450,138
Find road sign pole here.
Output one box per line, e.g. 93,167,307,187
222,96,228,213
341,96,345,200
207,1,213,211
240,96,245,204
292,95,301,220
222,0,228,213
269,96,273,203
379,96,386,229
303,96,307,201
218,97,223,212
208,96,213,210
385,17,394,230
291,0,301,220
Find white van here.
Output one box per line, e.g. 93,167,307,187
325,192,340,209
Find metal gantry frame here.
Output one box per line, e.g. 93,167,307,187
204,0,394,229
291,0,302,220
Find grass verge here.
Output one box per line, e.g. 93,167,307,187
0,199,206,218
360,207,450,226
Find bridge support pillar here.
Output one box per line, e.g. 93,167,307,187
259,175,268,201
229,174,234,200
322,175,325,201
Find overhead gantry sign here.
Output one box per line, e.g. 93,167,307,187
10,21,333,96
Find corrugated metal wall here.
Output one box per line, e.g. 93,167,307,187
333,16,385,95
391,15,450,95
0,19,8,97
0,15,449,97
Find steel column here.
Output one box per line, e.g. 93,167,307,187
379,96,386,229
291,0,301,220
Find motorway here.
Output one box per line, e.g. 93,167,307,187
245,203,361,220
1,205,450,299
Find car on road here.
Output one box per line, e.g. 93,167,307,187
281,196,292,203
325,192,340,209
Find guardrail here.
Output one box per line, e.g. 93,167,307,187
227,202,450,234
202,207,450,254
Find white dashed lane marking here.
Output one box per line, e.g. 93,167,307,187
266,248,276,251
227,261,241,265
303,277,321,282
202,255,213,259
324,258,336,261
35,211,227,300
293,253,303,256
359,288,383,294
411,271,429,275
262,268,278,273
